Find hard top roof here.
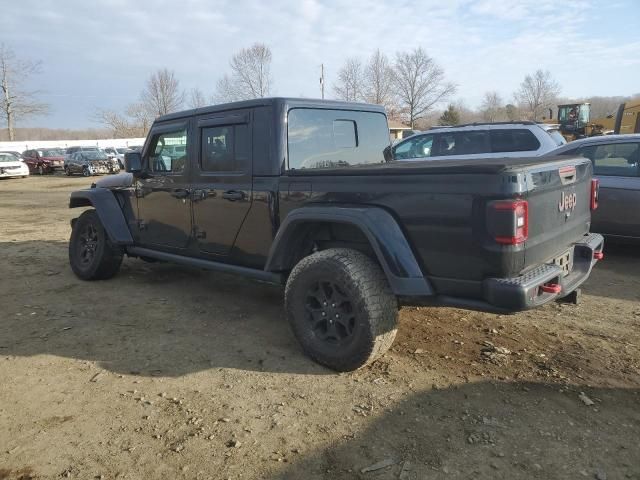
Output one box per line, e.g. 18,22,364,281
156,97,386,123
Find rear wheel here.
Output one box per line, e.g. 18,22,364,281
82,166,90,177
69,209,123,280
37,164,44,175
285,248,398,371
65,166,71,176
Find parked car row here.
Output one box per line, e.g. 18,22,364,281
0,145,138,178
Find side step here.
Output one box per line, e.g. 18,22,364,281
126,247,285,285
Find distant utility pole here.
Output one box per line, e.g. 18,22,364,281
320,64,325,99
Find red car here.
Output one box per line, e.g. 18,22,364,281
22,148,65,174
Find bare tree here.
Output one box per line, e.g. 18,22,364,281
393,47,456,128
92,104,151,138
140,68,184,118
187,87,208,109
215,75,241,103
0,44,49,140
333,58,364,102
363,49,395,110
92,109,134,138
333,59,362,102
216,43,273,102
480,91,504,122
126,102,153,136
514,69,560,121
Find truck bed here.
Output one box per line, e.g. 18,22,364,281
281,155,596,304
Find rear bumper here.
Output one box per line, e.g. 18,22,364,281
483,233,604,311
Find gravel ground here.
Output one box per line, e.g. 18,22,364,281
0,175,639,480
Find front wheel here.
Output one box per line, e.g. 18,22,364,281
37,164,44,175
82,167,90,177
285,248,398,371
69,210,123,280
65,166,71,176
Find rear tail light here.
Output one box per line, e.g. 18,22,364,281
591,179,599,210
489,200,529,245
594,251,604,260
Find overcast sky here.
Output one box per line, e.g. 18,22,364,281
4,0,640,129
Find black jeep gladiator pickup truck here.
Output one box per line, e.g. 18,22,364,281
68,98,604,371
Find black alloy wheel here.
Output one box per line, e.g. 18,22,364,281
304,280,357,346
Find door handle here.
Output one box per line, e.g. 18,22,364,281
171,188,190,199
222,190,244,201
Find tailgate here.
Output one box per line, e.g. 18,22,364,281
523,157,593,271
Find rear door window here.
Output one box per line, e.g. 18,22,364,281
287,108,389,170
490,129,541,153
433,131,490,156
200,124,249,173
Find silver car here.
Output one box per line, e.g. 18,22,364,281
387,122,566,162
547,134,640,240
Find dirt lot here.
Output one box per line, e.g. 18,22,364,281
1,175,639,480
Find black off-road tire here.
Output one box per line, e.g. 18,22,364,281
285,248,398,371
69,209,123,280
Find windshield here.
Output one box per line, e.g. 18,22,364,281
547,129,567,146
0,153,19,162
82,151,108,160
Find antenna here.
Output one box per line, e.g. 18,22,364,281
320,64,325,99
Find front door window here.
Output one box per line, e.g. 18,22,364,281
149,129,187,174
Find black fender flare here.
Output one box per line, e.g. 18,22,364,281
265,206,433,296
69,188,133,245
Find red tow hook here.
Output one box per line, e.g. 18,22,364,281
540,283,562,294
594,251,604,260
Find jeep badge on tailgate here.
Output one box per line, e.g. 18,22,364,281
559,191,577,212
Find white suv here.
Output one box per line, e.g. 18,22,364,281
389,122,566,161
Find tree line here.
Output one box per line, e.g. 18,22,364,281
1,41,637,140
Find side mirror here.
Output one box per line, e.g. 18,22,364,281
124,151,142,173
383,145,393,162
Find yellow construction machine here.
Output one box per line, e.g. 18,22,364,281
545,99,640,141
